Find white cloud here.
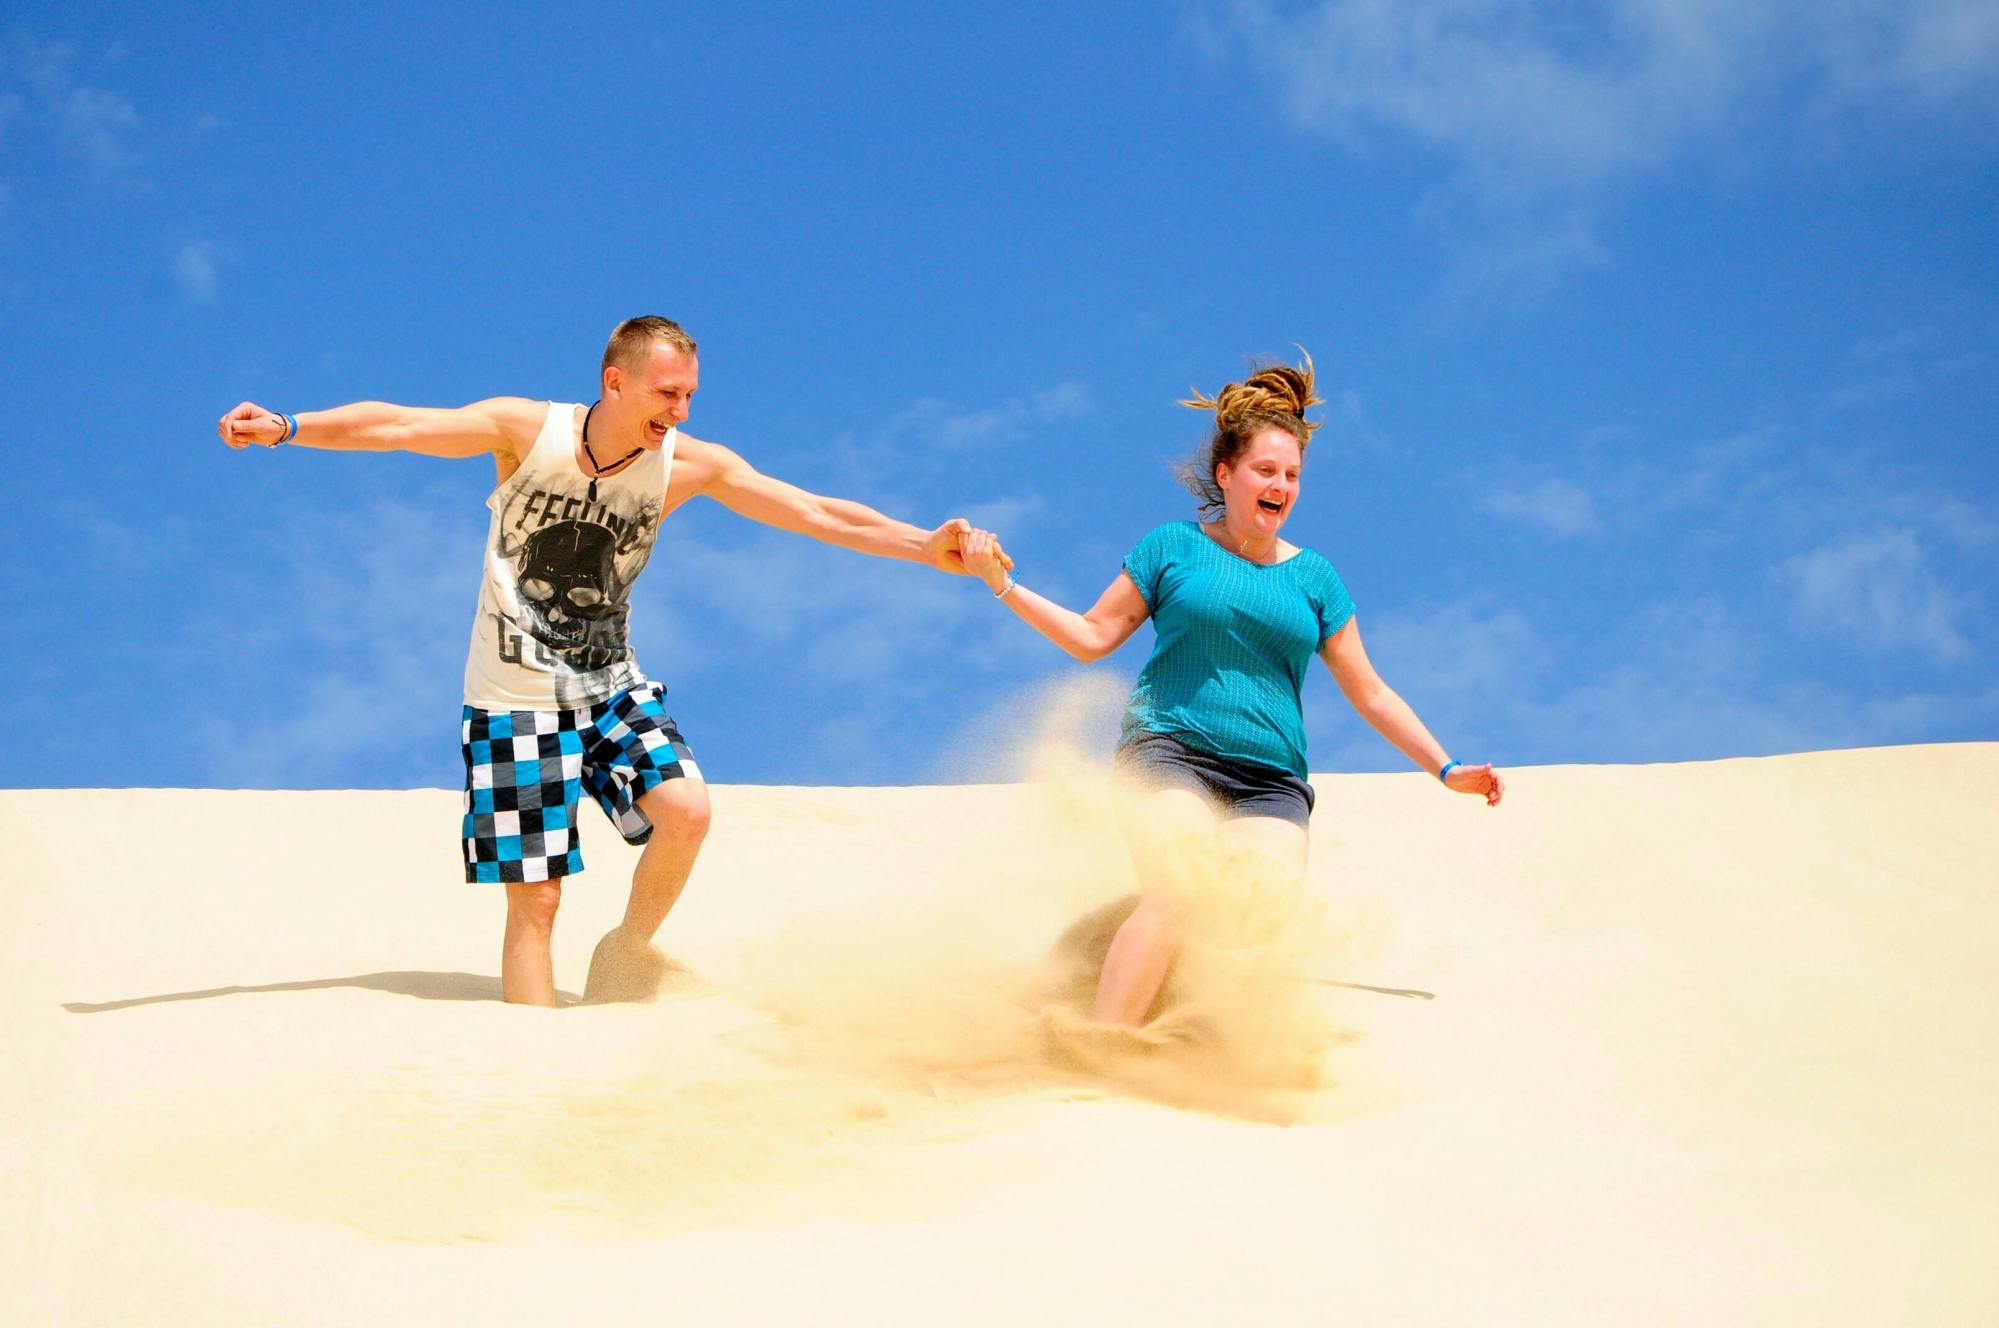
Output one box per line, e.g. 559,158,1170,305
1850,324,1938,361
1225,1,1738,192
1778,530,1971,662
4,36,142,180
1213,1,1999,287
1646,432,1772,513
1481,476,1600,537
1897,494,1999,550
1030,382,1091,417
1228,1,1998,187
805,379,1092,522
1307,586,1988,773
1465,430,1766,549
174,241,218,304
876,381,1091,451
1933,350,1995,377
1438,209,1611,303
1866,0,1999,103
169,475,1032,786
609,383,1088,780
55,83,139,174
1318,387,1397,457
1826,370,1918,411
1307,595,1552,768
185,492,486,786
641,519,1019,686
958,493,1046,536
1827,332,1992,410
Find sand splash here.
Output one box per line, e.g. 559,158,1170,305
111,686,1356,1239
730,683,1352,1108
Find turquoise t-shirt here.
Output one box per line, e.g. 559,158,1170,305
1119,521,1355,781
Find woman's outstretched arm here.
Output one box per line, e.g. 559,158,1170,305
961,530,1151,663
1320,617,1504,806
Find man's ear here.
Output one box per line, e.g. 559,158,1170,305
603,363,623,400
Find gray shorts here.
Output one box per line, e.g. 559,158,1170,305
1114,730,1315,829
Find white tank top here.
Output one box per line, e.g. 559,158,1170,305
463,402,673,710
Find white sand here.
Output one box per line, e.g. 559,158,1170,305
3,744,1995,1325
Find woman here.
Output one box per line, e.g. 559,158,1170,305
960,353,1502,1028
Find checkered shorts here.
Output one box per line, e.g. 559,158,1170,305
460,681,701,884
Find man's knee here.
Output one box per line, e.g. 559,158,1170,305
639,778,711,846
505,880,562,933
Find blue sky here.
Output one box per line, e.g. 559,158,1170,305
3,2,1995,789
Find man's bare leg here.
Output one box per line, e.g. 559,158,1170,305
502,880,562,1007
583,778,711,1003
622,778,712,939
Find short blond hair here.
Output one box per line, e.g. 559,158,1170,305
602,316,698,373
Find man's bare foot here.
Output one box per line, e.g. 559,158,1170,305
581,927,670,1004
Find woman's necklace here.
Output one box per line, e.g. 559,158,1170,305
1211,519,1275,564
581,400,642,503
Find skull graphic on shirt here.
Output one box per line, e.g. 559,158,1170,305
514,519,629,669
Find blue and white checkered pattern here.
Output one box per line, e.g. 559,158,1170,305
460,681,701,884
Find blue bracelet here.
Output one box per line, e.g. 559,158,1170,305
1437,760,1461,783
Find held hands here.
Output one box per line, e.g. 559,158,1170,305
957,527,1013,593
217,402,288,448
924,517,1014,578
1443,762,1505,807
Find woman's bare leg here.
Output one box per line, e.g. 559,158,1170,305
1219,814,1309,880
1093,787,1214,1025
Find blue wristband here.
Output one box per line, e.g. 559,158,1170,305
1437,760,1461,784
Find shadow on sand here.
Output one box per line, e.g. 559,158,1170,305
61,971,578,1012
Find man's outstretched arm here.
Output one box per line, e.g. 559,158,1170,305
672,435,1009,576
217,397,543,460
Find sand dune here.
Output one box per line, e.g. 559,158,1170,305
3,744,1995,1325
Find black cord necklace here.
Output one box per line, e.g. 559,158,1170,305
581,400,642,503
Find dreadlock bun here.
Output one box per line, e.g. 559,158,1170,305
1180,353,1322,437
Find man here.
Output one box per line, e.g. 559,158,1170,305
218,316,1000,1007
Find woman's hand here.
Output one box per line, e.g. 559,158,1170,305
1444,762,1505,807
960,528,1014,593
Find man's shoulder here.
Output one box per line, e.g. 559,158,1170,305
458,396,556,453
668,430,720,458
665,432,745,480
481,395,557,429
